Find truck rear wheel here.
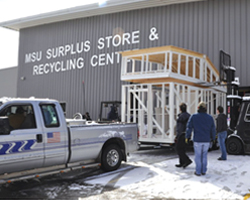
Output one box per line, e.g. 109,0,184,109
226,138,243,155
101,144,122,172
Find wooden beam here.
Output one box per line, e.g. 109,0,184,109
124,77,210,88
120,45,219,76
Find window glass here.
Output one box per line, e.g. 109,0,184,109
244,103,250,122
41,104,60,127
0,104,36,130
237,103,244,126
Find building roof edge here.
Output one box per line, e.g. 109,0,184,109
0,0,204,31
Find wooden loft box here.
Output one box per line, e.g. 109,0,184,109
120,46,219,87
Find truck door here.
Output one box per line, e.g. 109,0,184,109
0,104,44,174
39,103,68,167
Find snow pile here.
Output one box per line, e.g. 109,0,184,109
85,150,249,200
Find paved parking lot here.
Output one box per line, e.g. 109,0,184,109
0,147,249,200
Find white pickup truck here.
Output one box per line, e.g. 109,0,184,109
0,97,138,183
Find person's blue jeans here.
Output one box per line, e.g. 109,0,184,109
193,142,210,175
218,131,227,160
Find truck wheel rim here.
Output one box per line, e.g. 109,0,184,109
107,149,119,167
230,143,237,152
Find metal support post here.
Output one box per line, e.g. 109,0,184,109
169,82,174,141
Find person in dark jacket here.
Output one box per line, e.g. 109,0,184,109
84,112,92,121
186,101,216,176
175,103,192,168
216,106,227,160
107,106,118,121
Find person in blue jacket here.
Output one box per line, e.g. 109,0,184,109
186,101,216,176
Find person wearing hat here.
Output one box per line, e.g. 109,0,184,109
185,101,216,176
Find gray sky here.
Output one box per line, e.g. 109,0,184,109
0,0,104,69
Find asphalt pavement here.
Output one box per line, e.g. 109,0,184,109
0,146,175,200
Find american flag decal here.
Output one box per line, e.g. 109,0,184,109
47,132,60,143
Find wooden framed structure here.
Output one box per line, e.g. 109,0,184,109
120,46,227,145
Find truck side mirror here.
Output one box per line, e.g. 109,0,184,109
0,117,11,135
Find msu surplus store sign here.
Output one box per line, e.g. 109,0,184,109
24,27,159,76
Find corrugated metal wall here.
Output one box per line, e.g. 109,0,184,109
17,0,250,119
0,67,17,97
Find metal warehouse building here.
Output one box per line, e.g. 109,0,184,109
0,67,18,97
0,0,249,120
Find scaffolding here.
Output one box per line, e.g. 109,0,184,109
120,46,227,145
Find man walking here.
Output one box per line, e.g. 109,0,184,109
186,101,216,176
216,106,227,160
175,103,192,168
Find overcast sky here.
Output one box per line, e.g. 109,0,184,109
0,0,105,69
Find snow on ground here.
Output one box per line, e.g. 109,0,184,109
83,150,250,200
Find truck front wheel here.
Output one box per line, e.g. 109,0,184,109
226,138,243,155
101,144,122,172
